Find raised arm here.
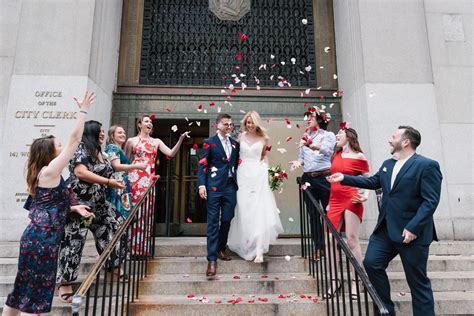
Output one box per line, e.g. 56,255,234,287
157,131,190,157
42,92,95,178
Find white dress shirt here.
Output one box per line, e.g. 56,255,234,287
390,153,414,189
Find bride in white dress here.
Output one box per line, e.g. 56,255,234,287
228,111,284,263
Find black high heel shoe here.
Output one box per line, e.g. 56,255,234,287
323,279,341,299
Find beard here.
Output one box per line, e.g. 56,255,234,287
390,141,403,154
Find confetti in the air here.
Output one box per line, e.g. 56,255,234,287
301,18,308,25
171,125,178,132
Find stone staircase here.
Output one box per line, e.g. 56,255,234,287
0,238,472,315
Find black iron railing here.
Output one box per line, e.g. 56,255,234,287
298,177,388,315
71,178,158,315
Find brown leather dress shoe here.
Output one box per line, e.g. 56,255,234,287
206,261,217,277
218,250,232,261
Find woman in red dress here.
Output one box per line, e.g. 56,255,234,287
125,115,189,256
325,126,370,299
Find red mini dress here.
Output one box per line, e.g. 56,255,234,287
327,152,369,231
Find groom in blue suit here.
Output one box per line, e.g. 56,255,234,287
329,126,442,316
198,114,240,277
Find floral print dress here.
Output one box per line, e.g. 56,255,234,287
5,177,70,313
104,144,133,218
56,143,125,283
128,138,157,255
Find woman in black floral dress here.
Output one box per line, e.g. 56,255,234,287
56,120,126,303
3,92,95,315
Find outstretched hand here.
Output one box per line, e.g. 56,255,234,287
74,91,96,111
351,193,368,204
326,173,344,183
180,131,191,140
289,160,302,171
71,205,93,218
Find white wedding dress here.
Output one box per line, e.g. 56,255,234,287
227,139,284,261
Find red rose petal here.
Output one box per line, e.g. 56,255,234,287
265,145,272,152
199,157,208,165
300,294,307,299
261,275,268,278
286,136,292,142
149,114,156,120
258,297,268,302
197,104,203,110
211,187,217,192
165,156,172,160
239,33,248,41
211,143,217,147
277,294,285,299
186,217,192,223
202,143,210,149
192,144,198,150
165,107,172,112
210,102,215,106
233,275,241,279
186,294,195,298
248,299,255,303
214,300,222,304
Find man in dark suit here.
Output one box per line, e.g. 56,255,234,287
198,113,240,278
328,126,442,316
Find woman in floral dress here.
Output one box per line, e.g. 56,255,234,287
56,120,126,303
3,92,94,315
105,125,146,218
125,115,189,256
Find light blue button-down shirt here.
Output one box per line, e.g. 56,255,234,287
298,129,336,172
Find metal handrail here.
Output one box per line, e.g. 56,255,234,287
71,177,158,315
297,177,388,315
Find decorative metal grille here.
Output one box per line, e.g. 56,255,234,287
140,0,316,88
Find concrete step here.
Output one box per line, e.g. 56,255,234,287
139,273,316,296
0,295,123,316
387,255,474,272
0,238,472,258
387,271,474,292
148,256,305,274
392,291,474,315
0,256,98,276
126,290,474,316
128,293,324,316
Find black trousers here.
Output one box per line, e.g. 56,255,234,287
302,174,330,250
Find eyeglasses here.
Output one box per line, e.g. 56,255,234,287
222,123,234,127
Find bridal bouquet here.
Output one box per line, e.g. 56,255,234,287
268,165,289,191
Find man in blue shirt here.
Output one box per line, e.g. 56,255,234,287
290,107,336,257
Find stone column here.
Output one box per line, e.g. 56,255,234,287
333,0,473,240
0,0,123,241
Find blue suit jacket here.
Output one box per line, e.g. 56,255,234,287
342,154,442,245
197,134,240,191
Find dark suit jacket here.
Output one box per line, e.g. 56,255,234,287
342,154,442,245
197,134,240,191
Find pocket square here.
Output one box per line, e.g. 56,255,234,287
383,167,387,172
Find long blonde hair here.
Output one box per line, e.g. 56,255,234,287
107,125,125,148
240,111,267,138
